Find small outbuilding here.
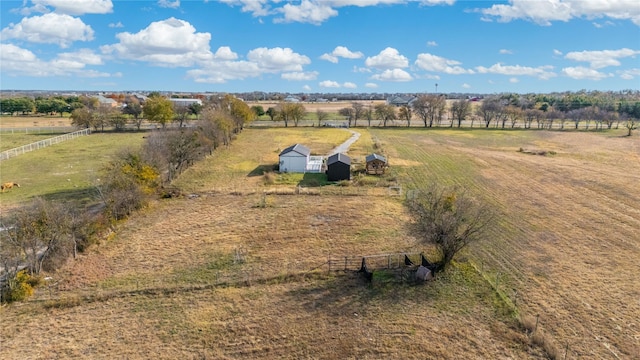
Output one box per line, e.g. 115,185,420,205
279,144,311,173
365,153,388,175
326,153,351,181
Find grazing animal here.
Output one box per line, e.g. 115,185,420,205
1,182,20,192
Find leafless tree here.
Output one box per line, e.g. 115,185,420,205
476,98,503,128
316,109,329,127
351,102,365,127
413,94,445,128
398,105,413,127
374,103,397,127
406,184,494,273
449,99,472,128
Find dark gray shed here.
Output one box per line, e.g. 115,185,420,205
326,153,351,181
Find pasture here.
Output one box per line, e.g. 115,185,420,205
0,132,146,207
0,126,639,359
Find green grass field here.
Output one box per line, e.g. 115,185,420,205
0,132,145,207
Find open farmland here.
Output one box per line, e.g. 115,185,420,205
0,126,639,359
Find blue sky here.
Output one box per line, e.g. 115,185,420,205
1,0,639,94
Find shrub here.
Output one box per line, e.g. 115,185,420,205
263,171,276,185
3,270,41,303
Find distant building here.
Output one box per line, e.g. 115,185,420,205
386,95,416,107
284,95,300,103
94,95,118,108
169,98,202,107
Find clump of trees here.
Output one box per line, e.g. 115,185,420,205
406,184,494,273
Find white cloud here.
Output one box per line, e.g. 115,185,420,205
343,82,357,88
370,68,413,81
57,48,103,65
220,0,456,24
475,63,556,79
319,80,341,88
479,0,640,26
218,0,272,17
277,0,338,24
101,18,213,67
618,68,640,79
109,22,124,28
365,82,378,88
213,46,238,60
187,46,312,84
427,41,438,47
247,47,311,72
462,83,471,88
564,48,640,69
365,47,409,69
509,77,519,83
553,49,563,56
158,0,180,9
1,13,94,48
415,53,473,74
499,49,513,54
562,66,610,80
282,71,319,81
30,0,113,15
320,45,363,63
303,84,312,91
0,43,112,78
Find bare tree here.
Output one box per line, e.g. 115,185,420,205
316,109,329,127
476,98,503,128
351,102,365,127
406,184,494,273
338,107,354,126
413,94,445,128
374,103,397,127
450,99,471,128
2,198,71,275
398,105,413,127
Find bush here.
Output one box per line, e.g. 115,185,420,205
263,171,276,185
3,270,41,303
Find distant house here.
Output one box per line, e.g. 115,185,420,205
326,153,351,181
95,95,117,108
279,144,311,173
284,95,300,103
387,96,416,107
365,153,388,175
169,98,203,108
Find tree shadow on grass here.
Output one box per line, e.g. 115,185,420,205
299,172,329,187
248,164,278,177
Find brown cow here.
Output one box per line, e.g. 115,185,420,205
1,182,20,192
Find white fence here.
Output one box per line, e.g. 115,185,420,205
0,128,91,161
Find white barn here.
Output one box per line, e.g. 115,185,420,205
279,144,310,173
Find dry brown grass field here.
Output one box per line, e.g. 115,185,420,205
1,125,639,359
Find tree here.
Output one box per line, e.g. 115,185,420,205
413,95,442,128
266,107,277,121
351,102,365,127
123,97,143,130
398,105,412,127
450,99,471,128
338,107,354,126
174,105,191,128
2,198,71,275
70,107,94,129
374,103,396,127
476,98,503,128
144,95,174,128
251,105,265,119
189,102,203,119
406,184,493,273
316,109,329,126
98,150,159,220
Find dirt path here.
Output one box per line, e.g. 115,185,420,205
328,129,360,155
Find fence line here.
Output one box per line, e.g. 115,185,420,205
0,128,91,161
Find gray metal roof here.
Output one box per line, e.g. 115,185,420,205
366,153,387,163
327,153,351,165
279,143,310,157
